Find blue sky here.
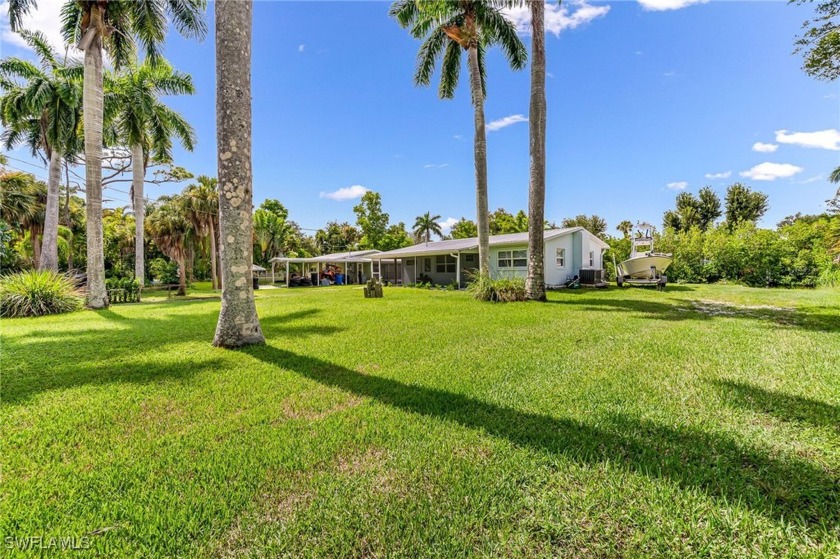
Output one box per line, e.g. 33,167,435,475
2,0,839,235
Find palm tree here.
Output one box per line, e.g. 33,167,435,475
616,220,634,238
146,196,191,296
391,0,526,276
413,211,443,243
182,176,220,289
3,0,207,306
213,0,264,348
525,0,546,301
253,208,290,265
0,170,45,265
0,30,82,272
111,59,197,285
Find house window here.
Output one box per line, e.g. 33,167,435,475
498,249,527,268
424,258,431,273
556,248,565,267
405,259,415,266
435,255,456,273
588,251,595,267
465,254,475,262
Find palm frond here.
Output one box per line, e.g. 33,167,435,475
166,0,208,40
476,4,527,70
59,1,83,47
414,27,448,87
18,29,60,71
7,0,38,32
439,39,462,99
0,58,45,81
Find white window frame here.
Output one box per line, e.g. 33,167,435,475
556,248,566,268
498,249,527,269
588,251,595,268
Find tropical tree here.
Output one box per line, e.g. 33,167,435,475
562,214,608,238
213,0,264,348
724,183,769,231
354,191,391,250
616,220,634,238
450,217,478,239
413,211,443,243
315,221,361,253
525,0,547,301
146,196,190,295
253,207,290,265
0,170,45,265
391,0,527,276
0,30,82,272
3,0,207,306
182,176,219,289
110,59,197,285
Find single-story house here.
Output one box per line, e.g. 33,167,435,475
368,228,609,287
269,250,381,286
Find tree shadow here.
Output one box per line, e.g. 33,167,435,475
244,343,840,531
711,379,840,431
547,295,840,333
4,308,342,404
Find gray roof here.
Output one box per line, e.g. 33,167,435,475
269,249,381,264
370,228,607,259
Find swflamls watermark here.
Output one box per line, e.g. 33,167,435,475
4,536,91,551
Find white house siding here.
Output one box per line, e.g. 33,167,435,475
543,235,576,286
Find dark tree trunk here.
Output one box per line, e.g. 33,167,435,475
526,0,547,301
39,150,61,271
212,0,265,347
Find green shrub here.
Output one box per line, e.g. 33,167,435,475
466,274,526,302
149,258,179,285
0,270,83,318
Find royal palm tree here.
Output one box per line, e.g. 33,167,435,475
391,0,526,276
213,0,264,347
525,0,546,301
3,0,207,306
146,196,191,296
0,30,82,272
111,59,197,285
413,211,443,243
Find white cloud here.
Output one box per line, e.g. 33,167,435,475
663,71,676,77
487,114,528,132
739,162,803,181
704,171,732,180
298,44,305,53
752,142,778,153
638,0,709,11
438,217,459,233
453,134,464,141
503,2,610,37
423,163,449,169
1,0,81,56
546,72,555,78
666,181,688,190
634,50,644,55
775,129,840,151
319,185,368,201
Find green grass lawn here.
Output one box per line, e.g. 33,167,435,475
3,284,839,557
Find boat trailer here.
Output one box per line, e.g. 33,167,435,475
613,255,667,290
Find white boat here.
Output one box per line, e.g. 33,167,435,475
617,223,672,282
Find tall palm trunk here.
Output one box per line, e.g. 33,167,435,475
30,225,41,265
82,9,108,308
526,0,547,301
208,219,218,290
131,143,145,285
212,0,264,348
39,149,61,271
467,45,490,276
177,254,187,296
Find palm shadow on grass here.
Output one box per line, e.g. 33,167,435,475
245,343,840,532
547,293,840,333
711,379,840,431
4,307,343,405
